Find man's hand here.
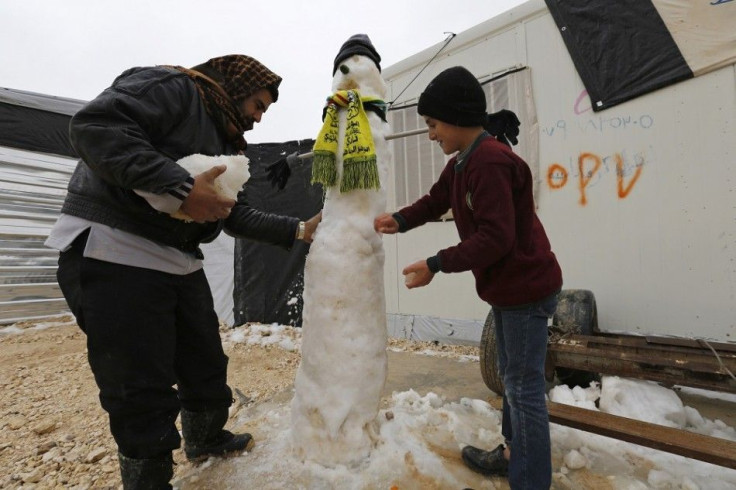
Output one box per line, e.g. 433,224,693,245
402,260,434,289
179,165,236,223
301,211,322,243
374,213,399,234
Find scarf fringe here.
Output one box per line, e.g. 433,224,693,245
311,151,338,188
341,156,380,193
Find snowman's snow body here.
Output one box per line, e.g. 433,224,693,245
290,54,392,466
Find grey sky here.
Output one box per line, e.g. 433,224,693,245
0,0,525,143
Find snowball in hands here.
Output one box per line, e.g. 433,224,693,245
172,154,250,221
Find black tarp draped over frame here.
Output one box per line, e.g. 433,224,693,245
544,0,736,112
0,87,84,157
235,139,322,327
544,0,693,112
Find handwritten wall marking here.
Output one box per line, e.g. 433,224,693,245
616,153,644,199
547,163,568,189
574,89,591,115
578,153,602,206
548,151,646,206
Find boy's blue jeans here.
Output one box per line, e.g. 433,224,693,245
494,293,558,490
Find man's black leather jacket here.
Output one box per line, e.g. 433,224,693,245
64,66,298,256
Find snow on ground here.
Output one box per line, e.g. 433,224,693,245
178,389,500,489
198,323,736,489
6,318,733,488
548,379,736,489
221,322,480,361
223,322,301,352
0,316,77,336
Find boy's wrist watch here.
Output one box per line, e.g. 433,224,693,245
296,221,306,240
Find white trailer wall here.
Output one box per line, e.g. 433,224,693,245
381,0,736,343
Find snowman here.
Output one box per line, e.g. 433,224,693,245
290,34,393,466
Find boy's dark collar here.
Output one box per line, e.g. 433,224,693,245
454,131,491,172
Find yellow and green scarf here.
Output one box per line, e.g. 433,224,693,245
312,90,385,193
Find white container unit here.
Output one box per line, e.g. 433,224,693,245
381,0,736,344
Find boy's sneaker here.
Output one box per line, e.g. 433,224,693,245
184,430,254,462
461,444,509,477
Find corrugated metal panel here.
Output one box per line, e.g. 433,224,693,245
0,87,86,116
0,145,76,324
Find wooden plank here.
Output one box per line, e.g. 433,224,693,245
486,397,736,469
549,343,736,393
547,401,736,470
552,343,735,375
550,335,736,375
551,351,736,393
646,335,736,353
566,334,736,357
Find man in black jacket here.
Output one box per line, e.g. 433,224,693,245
46,55,319,489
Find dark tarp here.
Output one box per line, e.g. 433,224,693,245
0,87,85,157
544,0,693,112
235,139,322,327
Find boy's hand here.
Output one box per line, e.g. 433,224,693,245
402,260,434,289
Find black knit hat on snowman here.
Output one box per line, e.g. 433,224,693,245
333,34,382,75
418,66,521,146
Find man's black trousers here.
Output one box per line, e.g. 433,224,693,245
56,232,233,459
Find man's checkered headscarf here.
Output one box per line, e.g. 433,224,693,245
174,55,282,150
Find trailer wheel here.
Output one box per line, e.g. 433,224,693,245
480,308,558,396
551,289,600,388
479,309,504,395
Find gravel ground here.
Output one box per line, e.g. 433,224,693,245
0,316,478,489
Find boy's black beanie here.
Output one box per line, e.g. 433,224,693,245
418,66,487,126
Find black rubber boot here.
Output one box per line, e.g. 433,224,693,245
181,407,255,462
461,444,509,477
118,452,173,490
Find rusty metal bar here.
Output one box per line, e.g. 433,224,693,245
297,127,429,160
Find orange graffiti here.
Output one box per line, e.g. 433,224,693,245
547,163,568,189
578,153,602,206
546,151,645,205
615,153,644,199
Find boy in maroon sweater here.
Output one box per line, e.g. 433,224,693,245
374,66,562,489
